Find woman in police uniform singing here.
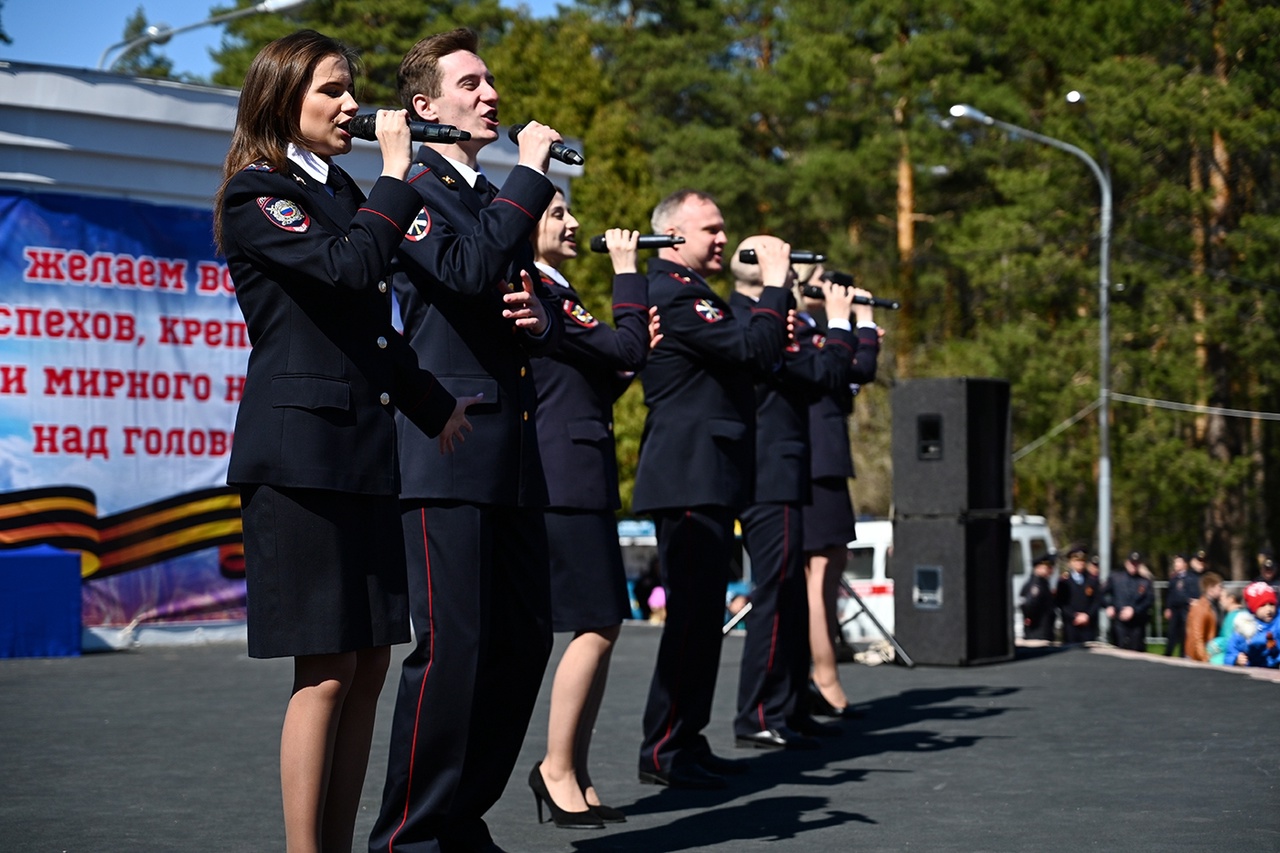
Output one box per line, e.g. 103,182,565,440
213,31,473,853
527,189,653,827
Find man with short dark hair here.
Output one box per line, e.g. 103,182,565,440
371,27,566,853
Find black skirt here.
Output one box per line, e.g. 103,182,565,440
802,477,857,552
240,484,410,659
545,509,631,633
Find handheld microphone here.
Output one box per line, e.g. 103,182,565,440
588,234,685,253
507,124,585,166
818,270,901,309
738,249,826,264
346,114,471,143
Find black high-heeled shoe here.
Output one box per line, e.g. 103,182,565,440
807,679,865,719
528,763,604,829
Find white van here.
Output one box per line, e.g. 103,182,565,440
837,515,1056,644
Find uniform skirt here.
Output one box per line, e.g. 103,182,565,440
545,508,631,633
802,476,858,553
240,484,410,659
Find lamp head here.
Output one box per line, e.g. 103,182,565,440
949,104,992,125
1066,90,1085,105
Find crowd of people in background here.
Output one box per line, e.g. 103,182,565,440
1019,544,1280,669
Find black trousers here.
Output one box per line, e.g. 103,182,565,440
639,506,735,774
734,502,807,735
1164,606,1188,656
370,502,552,853
1114,616,1148,652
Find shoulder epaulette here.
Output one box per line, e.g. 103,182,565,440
243,160,276,172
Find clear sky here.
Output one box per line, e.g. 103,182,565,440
2,0,561,79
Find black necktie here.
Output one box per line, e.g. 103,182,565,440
473,173,489,196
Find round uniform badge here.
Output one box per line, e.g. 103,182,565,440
564,300,599,328
257,197,310,232
405,207,431,242
812,334,827,348
694,298,724,323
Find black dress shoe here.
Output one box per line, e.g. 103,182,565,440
638,763,728,790
735,726,821,751
693,750,751,776
806,680,866,720
789,714,842,738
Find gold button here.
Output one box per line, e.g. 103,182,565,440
522,411,529,421
376,336,388,349
380,393,390,406
607,422,614,433
520,366,527,377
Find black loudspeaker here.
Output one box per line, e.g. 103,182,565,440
891,515,1014,665
891,377,1011,516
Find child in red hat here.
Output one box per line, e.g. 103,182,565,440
1227,582,1279,668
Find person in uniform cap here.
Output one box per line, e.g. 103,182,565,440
1019,553,1057,641
1253,549,1278,590
1104,551,1154,651
1163,553,1192,657
1056,544,1101,643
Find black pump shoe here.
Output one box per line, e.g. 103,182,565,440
528,763,604,829
807,680,865,719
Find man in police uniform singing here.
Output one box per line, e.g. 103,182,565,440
632,190,791,789
371,28,565,853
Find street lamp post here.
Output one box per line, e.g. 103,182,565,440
949,101,1113,577
97,0,311,71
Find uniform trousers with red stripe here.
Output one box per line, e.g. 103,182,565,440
370,502,552,853
734,501,807,736
639,505,736,774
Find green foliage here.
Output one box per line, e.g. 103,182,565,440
197,0,1280,574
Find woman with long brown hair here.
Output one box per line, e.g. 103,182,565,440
215,30,474,853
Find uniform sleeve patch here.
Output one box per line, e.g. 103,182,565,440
405,207,431,242
694,298,724,323
563,300,599,328
256,197,310,232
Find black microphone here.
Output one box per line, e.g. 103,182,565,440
737,249,826,264
346,114,471,143
507,123,585,166
588,234,685,253
818,270,901,309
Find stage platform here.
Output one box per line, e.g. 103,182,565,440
1,622,1276,852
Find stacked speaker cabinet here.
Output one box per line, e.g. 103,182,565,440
891,377,1014,666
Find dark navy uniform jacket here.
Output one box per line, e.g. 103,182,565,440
221,162,456,494
631,259,789,514
801,315,880,482
1104,569,1154,617
532,271,650,510
392,148,562,506
728,292,857,505
1055,571,1102,621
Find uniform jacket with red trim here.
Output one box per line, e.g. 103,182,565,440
532,271,650,510
392,146,562,506
631,258,789,514
221,162,456,495
729,291,858,505
801,315,880,481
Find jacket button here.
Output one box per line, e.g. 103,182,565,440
377,336,388,349
520,366,527,377
607,422,614,433
378,280,388,293
380,393,391,406
522,411,529,421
